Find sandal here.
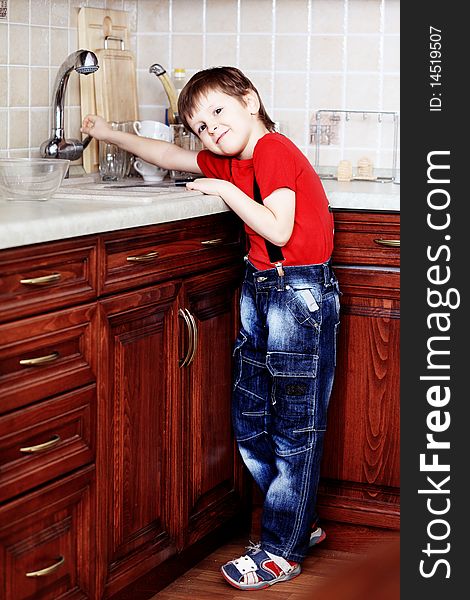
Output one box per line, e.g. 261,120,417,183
221,543,301,591
309,522,326,547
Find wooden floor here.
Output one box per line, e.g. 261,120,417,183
149,521,400,600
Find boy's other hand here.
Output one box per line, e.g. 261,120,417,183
186,178,228,196
80,115,111,142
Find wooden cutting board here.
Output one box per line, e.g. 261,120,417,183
78,7,139,173
93,48,139,123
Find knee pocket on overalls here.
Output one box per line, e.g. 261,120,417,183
266,351,321,457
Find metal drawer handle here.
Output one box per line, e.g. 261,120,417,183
19,351,60,367
126,251,159,262
178,308,194,368
201,238,223,246
20,434,61,454
20,273,62,286
373,238,400,248
26,556,65,577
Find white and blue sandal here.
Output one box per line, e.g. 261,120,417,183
221,544,301,591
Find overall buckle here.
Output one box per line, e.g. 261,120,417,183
274,261,285,277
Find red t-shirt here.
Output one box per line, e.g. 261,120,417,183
197,132,334,271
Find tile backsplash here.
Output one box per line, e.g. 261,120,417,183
0,0,399,169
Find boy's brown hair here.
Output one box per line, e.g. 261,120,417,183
177,66,276,134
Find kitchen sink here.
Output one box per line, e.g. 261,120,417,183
55,177,199,202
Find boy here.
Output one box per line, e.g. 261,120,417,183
81,66,340,591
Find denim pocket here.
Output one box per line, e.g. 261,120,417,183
286,286,322,329
266,351,319,456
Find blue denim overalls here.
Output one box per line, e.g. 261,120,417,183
232,257,340,563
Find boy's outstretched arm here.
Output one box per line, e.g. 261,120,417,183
81,115,203,175
187,178,295,247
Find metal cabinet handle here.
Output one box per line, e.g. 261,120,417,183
104,35,125,50
20,273,62,285
201,238,223,246
19,351,60,367
373,238,400,248
26,556,65,577
185,309,198,367
20,434,61,454
126,251,159,262
178,308,193,368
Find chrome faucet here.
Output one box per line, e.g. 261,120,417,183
40,50,99,161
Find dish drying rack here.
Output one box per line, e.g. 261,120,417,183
310,109,399,182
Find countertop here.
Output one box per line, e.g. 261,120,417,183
0,177,399,251
323,179,400,212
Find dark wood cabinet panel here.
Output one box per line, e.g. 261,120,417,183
332,211,400,267
182,266,245,548
320,270,400,493
0,237,98,324
0,384,95,503
0,467,95,600
318,212,400,530
98,282,181,597
100,213,243,296
0,303,98,414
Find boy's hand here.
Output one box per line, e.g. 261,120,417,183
186,178,230,196
80,115,111,142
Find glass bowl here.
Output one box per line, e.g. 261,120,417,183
0,158,70,201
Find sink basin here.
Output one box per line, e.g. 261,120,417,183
65,180,187,191
54,178,199,203
0,158,70,202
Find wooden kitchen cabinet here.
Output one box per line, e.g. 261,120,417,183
0,206,399,597
318,210,400,530
97,262,245,597
0,212,246,599
0,239,99,599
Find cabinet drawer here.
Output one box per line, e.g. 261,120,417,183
332,211,400,267
0,467,94,600
100,213,243,295
0,237,98,323
0,304,97,414
0,385,95,503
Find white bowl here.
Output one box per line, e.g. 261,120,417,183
0,158,70,201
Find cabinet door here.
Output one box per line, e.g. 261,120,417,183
319,266,400,529
98,282,181,597
181,265,246,547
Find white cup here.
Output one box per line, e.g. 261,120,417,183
133,120,171,141
134,158,167,182
132,120,170,180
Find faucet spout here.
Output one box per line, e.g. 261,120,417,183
41,50,99,161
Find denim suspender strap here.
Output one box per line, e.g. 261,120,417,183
253,176,286,277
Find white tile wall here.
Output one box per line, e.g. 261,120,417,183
0,0,399,168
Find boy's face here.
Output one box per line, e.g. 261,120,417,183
186,89,265,159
